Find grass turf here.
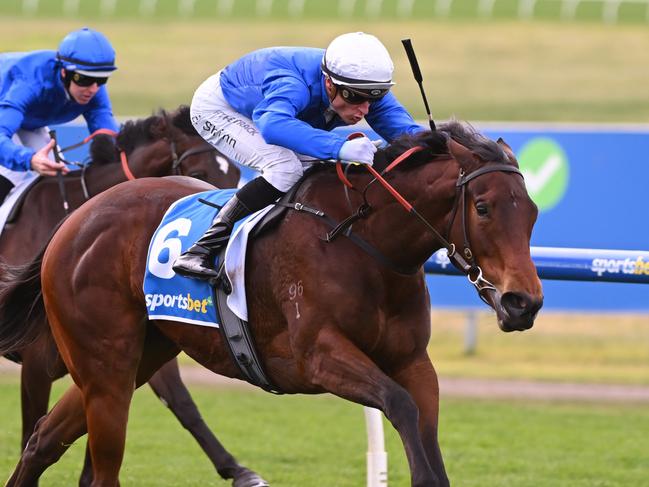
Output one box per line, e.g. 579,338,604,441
1,375,649,486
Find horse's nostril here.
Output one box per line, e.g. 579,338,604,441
501,292,525,311
501,292,543,317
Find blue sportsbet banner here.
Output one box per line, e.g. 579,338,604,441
53,122,649,312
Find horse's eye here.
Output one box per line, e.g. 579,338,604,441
476,203,489,216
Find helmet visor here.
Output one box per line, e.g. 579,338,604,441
337,84,389,105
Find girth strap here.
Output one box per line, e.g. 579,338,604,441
211,249,282,394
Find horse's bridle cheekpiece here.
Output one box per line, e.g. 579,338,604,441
443,164,524,303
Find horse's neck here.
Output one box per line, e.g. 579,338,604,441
301,161,457,270
123,140,171,178
83,141,171,194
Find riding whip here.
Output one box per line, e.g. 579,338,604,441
48,130,70,215
401,39,436,132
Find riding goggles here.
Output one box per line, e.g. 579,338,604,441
337,85,389,105
70,71,108,87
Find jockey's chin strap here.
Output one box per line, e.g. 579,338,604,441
334,134,523,303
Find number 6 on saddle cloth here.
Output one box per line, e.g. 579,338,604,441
144,188,278,392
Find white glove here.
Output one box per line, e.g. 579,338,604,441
338,137,378,166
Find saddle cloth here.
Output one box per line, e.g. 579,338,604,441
143,189,272,326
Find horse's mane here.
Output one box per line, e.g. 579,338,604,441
89,105,198,165
372,120,508,172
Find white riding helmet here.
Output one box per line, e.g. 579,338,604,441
322,32,395,94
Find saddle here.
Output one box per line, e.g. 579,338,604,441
249,164,325,239
5,176,42,224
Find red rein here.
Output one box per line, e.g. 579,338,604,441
60,129,136,181
336,140,425,213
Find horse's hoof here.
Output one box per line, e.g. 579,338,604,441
232,470,270,487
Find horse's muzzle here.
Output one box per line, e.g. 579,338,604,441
496,291,544,332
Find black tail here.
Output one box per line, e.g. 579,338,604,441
0,246,47,355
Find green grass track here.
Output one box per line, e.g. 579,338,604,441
1,376,648,486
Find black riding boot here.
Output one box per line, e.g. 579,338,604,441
172,177,285,280
172,195,252,279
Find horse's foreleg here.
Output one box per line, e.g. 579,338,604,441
5,384,87,487
392,356,449,487
147,358,267,485
303,327,437,487
83,383,134,487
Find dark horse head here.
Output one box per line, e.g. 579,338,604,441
378,122,543,330
89,105,239,185
344,121,543,331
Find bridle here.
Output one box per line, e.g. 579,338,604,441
440,164,523,302
168,143,218,177
335,146,523,303
58,128,217,198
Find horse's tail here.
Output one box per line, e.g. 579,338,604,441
0,246,47,355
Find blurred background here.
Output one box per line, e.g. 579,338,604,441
1,1,648,486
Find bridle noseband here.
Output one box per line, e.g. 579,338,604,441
121,136,217,180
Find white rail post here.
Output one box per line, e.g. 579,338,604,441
217,0,234,16
339,0,357,18
178,0,196,17
366,0,384,17
63,0,80,16
602,0,622,23
256,0,273,16
560,0,581,20
518,0,538,19
139,0,157,16
364,407,388,487
464,310,478,355
287,0,305,17
396,0,416,17
478,0,497,18
435,0,453,17
22,0,39,15
100,0,117,17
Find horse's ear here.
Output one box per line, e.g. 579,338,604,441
497,137,518,165
149,113,169,139
447,137,480,172
89,134,117,165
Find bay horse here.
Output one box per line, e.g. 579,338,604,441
0,107,266,486
0,122,543,486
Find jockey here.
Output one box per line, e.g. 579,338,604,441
173,32,423,280
0,27,119,202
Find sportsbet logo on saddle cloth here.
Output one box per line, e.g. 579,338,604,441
144,189,271,327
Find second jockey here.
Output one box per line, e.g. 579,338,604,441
0,27,119,202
